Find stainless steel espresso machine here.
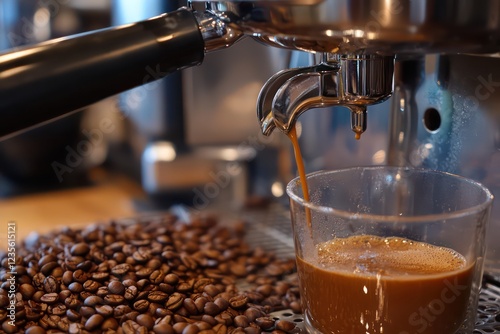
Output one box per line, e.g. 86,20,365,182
1,0,500,278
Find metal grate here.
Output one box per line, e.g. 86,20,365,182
241,203,500,334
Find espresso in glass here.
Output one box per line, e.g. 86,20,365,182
296,235,474,334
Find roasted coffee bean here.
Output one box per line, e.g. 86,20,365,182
229,295,248,309
212,324,228,334
71,243,90,256
80,306,96,318
0,214,307,333
48,303,66,316
25,325,46,334
136,267,153,278
40,262,59,276
136,313,154,330
43,276,58,294
61,271,73,286
133,299,150,313
66,309,81,322
68,282,83,293
111,263,131,276
275,320,296,332
85,314,104,331
32,273,46,290
244,307,264,322
108,280,125,295
183,298,198,315
148,290,169,303
104,294,125,306
166,293,184,311
72,270,88,284
76,260,93,272
40,293,58,304
83,280,99,293
102,317,119,330
84,295,104,307
20,283,36,299
113,304,132,318
154,323,175,334
164,273,179,285
92,272,109,282
68,322,84,334
255,317,275,330
95,304,114,317
234,315,250,328
203,302,221,316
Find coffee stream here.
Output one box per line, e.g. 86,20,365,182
287,126,312,228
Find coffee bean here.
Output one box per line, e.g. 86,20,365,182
165,273,179,285
61,271,73,286
83,280,100,293
136,267,153,278
25,325,46,334
104,294,125,306
40,293,58,304
183,298,198,315
80,306,96,318
76,260,93,272
38,255,57,268
102,317,119,330
111,263,131,276
154,323,175,334
113,304,132,318
255,317,275,330
275,320,296,332
85,314,104,330
32,273,46,290
92,271,109,282
84,295,104,307
173,322,189,334
68,282,83,293
122,286,137,301
68,322,84,334
48,303,66,316
71,243,90,256
40,262,59,276
203,302,221,316
148,290,169,303
43,276,58,294
213,324,228,334
136,313,154,329
66,309,81,322
72,270,88,284
133,299,150,313
95,304,114,317
20,283,36,299
229,295,248,309
0,214,305,334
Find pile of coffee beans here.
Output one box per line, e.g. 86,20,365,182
0,213,302,334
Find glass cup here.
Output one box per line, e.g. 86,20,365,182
287,166,493,334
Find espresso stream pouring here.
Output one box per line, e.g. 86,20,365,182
1,1,500,140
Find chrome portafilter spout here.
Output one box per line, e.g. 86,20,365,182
257,53,395,138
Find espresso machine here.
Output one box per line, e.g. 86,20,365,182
1,0,500,278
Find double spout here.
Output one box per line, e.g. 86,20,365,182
257,54,395,138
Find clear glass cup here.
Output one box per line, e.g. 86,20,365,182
287,166,493,334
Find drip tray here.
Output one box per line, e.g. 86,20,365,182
241,204,500,334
